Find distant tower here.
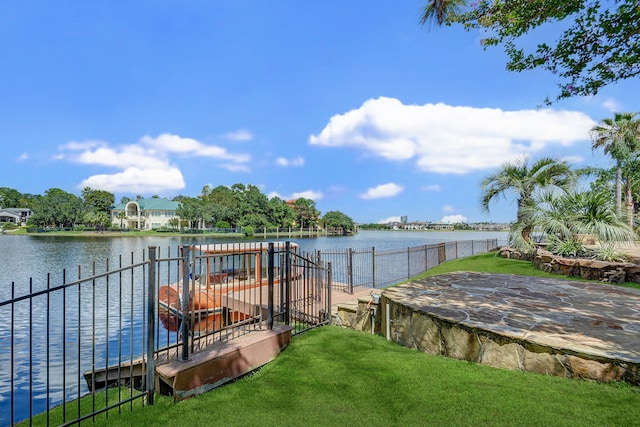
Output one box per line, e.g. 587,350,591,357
400,216,408,224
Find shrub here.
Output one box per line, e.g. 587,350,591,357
243,226,255,237
593,242,628,262
547,236,586,258
215,220,231,229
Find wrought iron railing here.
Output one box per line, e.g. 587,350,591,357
0,242,330,426
318,239,499,292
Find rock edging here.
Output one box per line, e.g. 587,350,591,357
499,247,640,283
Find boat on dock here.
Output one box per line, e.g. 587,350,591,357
158,242,299,334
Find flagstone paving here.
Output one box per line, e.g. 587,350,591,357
383,272,640,383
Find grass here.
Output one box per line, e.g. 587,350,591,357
30,251,640,426
417,251,640,290
35,326,640,427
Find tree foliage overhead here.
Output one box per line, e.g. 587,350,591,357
422,0,640,102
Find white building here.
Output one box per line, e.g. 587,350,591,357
111,198,180,230
0,207,32,226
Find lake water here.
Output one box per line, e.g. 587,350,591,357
0,230,508,290
0,230,507,425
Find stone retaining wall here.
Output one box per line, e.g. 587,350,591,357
333,296,382,333
382,295,640,385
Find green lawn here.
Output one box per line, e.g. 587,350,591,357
418,251,640,290
31,252,640,426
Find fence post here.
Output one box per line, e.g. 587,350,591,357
180,246,191,362
347,248,354,294
472,240,475,255
407,247,411,280
327,262,332,325
438,243,446,265
424,245,429,273
267,243,274,330
372,247,376,289
146,246,157,405
284,241,291,326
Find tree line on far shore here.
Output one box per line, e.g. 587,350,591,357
0,184,356,234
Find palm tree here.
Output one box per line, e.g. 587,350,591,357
117,211,127,228
590,112,640,225
523,189,636,244
420,0,466,26
480,156,576,244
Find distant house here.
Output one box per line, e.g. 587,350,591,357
432,223,454,231
0,207,32,226
403,221,428,230
110,198,181,230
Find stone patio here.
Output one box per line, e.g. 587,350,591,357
383,272,640,384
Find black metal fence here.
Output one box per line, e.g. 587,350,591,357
0,238,499,426
320,239,499,292
0,242,331,426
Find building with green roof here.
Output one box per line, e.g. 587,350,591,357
111,198,181,230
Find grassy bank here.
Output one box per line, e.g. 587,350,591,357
26,251,640,426
31,325,640,427
418,250,640,290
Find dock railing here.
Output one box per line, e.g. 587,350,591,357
0,238,500,425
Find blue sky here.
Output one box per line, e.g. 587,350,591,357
1,1,636,224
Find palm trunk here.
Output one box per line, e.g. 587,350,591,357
616,165,622,216
516,198,532,243
625,181,634,227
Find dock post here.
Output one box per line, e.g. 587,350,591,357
146,246,157,405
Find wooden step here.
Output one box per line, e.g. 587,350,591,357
155,324,294,401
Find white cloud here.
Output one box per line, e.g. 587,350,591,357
601,98,621,113
17,152,28,161
224,129,254,141
310,97,596,174
292,190,323,200
276,156,305,167
267,190,324,201
360,182,404,200
80,166,185,194
442,205,456,213
141,134,250,163
378,216,401,224
440,214,467,224
560,155,584,164
58,133,250,194
421,184,441,192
